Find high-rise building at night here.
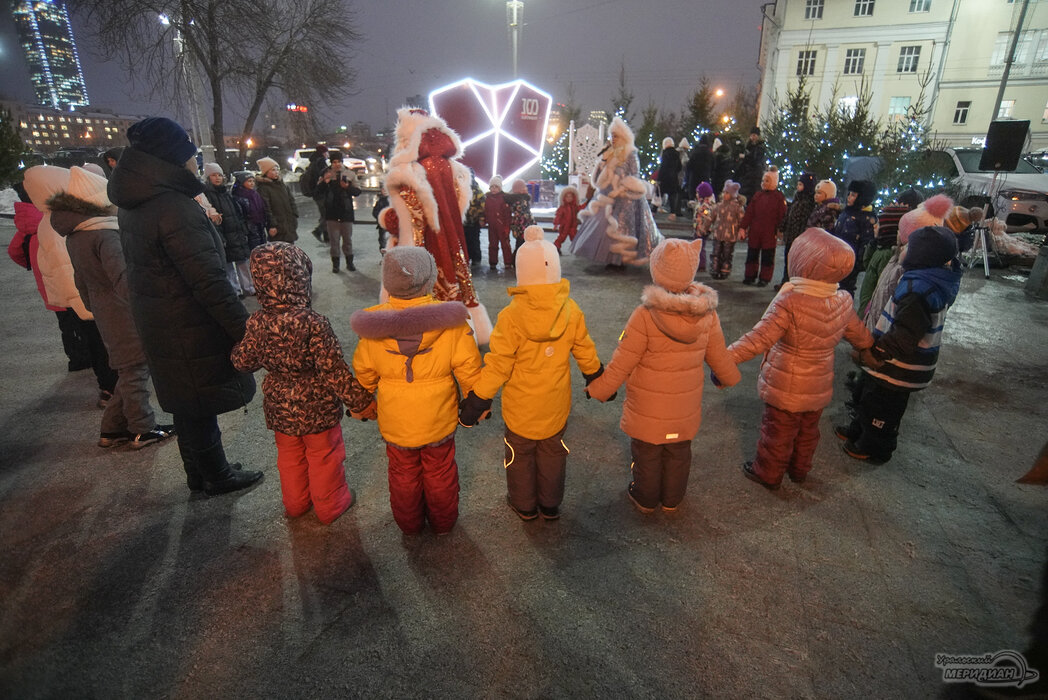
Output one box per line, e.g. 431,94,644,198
12,0,90,111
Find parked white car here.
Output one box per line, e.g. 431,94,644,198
287,148,367,176
938,147,1048,233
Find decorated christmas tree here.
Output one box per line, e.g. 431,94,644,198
540,130,570,183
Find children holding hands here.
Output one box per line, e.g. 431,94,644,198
459,226,602,521
231,242,373,523
727,228,874,489
586,238,740,513
351,247,482,535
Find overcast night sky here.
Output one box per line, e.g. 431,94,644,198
0,0,769,133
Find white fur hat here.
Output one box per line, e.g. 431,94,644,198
203,162,224,178
256,157,279,175
662,137,676,149
678,137,690,150
67,166,112,209
649,237,703,293
762,166,779,190
608,116,635,147
515,225,560,286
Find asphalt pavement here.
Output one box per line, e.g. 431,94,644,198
0,202,1046,699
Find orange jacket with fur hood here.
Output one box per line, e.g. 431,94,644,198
586,282,740,444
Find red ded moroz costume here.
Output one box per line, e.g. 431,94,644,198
379,108,492,344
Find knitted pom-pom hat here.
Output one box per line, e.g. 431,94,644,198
515,225,561,286
383,246,437,299
696,182,714,199
649,237,703,293
944,205,985,234
815,179,837,200
723,180,741,196
762,166,779,190
897,193,953,245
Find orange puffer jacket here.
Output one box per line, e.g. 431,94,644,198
586,283,741,445
728,228,874,412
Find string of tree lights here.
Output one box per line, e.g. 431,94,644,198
763,77,951,206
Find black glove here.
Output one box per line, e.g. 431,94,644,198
458,391,493,427
582,364,604,386
583,365,616,401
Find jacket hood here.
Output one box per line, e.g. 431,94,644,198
13,200,43,234
898,266,962,306
46,191,114,219
49,208,118,239
108,147,204,210
788,227,854,282
505,279,571,341
250,242,312,312
22,165,70,212
640,282,719,344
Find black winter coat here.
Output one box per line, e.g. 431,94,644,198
316,169,361,222
685,143,713,194
108,147,255,416
203,181,251,263
657,147,682,196
735,139,766,199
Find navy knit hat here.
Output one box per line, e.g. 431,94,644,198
127,117,197,166
798,172,816,193
903,226,958,270
897,187,925,209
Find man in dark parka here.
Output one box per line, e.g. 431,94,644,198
108,117,262,495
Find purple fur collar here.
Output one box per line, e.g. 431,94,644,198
350,300,469,339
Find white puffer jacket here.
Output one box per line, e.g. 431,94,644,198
22,165,92,320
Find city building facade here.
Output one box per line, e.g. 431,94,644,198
3,100,142,152
757,0,1048,150
12,0,90,111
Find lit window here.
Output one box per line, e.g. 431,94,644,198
839,96,859,116
797,50,817,76
805,0,824,19
898,46,921,73
854,0,875,16
954,101,971,125
888,96,912,121
998,100,1015,119
844,49,866,75
909,0,930,11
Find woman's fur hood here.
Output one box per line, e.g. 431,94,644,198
350,299,469,340
640,282,719,343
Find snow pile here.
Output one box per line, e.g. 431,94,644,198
0,188,18,216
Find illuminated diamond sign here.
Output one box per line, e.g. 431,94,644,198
429,78,551,188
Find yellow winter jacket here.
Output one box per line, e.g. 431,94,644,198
350,295,482,448
472,279,601,440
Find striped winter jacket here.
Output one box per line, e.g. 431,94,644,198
863,266,962,392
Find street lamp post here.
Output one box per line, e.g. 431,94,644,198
506,1,523,78
160,12,214,164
